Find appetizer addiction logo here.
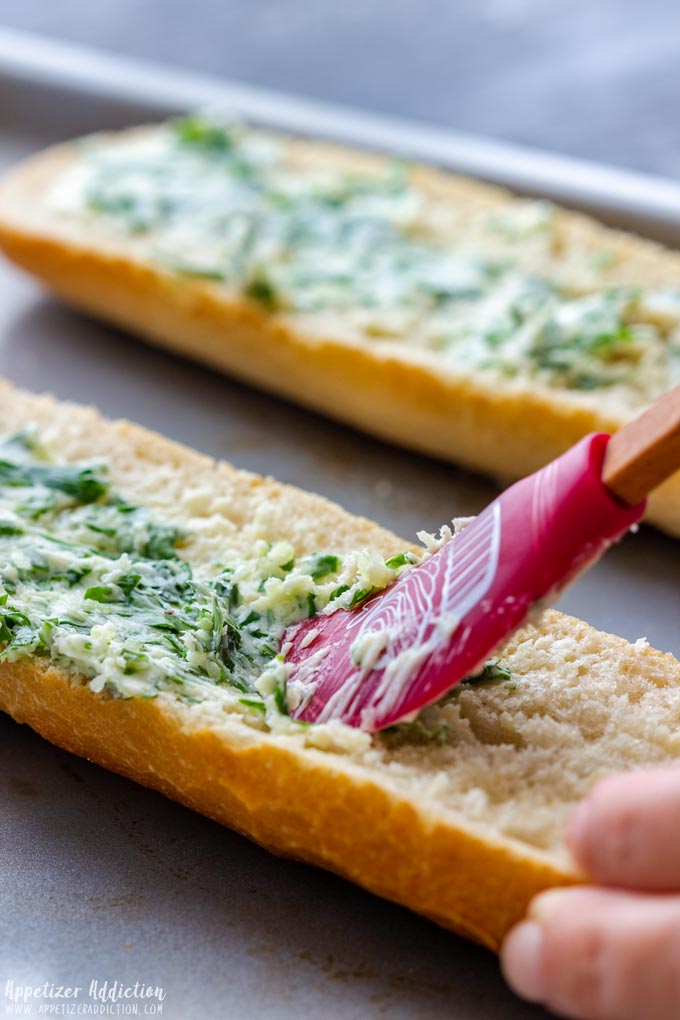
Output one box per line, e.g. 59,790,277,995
3,979,166,1015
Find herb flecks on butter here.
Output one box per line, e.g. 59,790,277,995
0,434,515,747
0,431,406,729
49,117,680,409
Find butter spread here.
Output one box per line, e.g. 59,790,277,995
0,430,408,737
48,117,680,412
0,429,513,748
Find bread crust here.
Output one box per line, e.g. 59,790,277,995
0,133,678,536
1,656,570,949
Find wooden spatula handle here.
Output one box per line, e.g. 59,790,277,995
603,385,680,506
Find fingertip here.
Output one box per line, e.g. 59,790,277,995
566,770,680,889
528,887,574,922
500,921,545,1003
566,797,592,867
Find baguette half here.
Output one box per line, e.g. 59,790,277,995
0,124,679,536
1,378,680,951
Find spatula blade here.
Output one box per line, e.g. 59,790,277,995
284,433,645,731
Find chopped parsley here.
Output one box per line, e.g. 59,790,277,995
56,115,680,404
385,552,414,570
0,431,412,718
310,554,340,581
463,659,512,686
175,115,235,153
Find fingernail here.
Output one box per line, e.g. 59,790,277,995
566,799,591,859
501,921,545,1003
529,888,571,923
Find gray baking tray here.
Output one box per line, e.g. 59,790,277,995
0,30,679,1020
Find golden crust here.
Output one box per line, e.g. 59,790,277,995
0,134,679,535
0,656,571,950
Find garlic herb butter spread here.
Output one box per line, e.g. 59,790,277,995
0,430,512,746
0,431,387,707
48,117,680,411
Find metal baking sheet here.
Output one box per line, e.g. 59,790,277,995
1,31,679,1020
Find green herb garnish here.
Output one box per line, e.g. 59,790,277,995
175,116,235,152
385,552,412,570
310,554,340,580
273,675,288,715
463,660,512,686
244,275,279,310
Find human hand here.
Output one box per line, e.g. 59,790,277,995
501,768,680,1019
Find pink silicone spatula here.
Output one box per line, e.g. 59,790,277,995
284,385,680,731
